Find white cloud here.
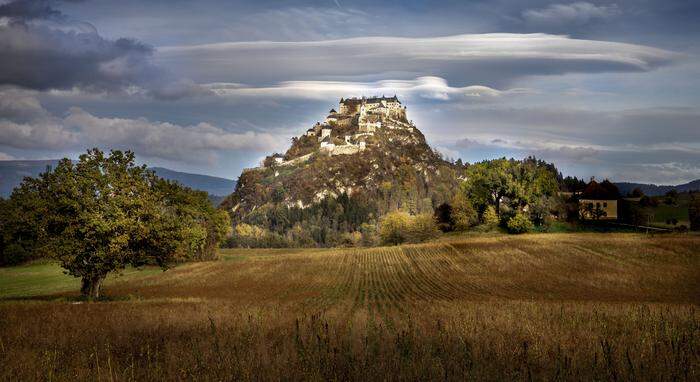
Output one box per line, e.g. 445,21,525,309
157,33,678,86
0,90,285,164
453,137,602,163
613,162,700,185
0,152,15,160
523,2,620,26
205,76,533,101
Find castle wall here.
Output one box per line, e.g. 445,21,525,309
336,117,353,128
330,144,360,156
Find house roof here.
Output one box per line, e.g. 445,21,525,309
581,179,620,200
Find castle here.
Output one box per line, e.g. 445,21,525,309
262,95,414,168
307,95,409,137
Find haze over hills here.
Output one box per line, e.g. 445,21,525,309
0,160,236,199
615,180,700,197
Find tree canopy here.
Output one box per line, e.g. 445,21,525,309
460,157,559,221
0,149,230,298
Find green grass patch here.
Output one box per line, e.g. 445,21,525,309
0,260,162,299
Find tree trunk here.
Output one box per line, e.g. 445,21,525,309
81,274,106,299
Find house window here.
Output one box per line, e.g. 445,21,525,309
603,202,608,207
596,202,600,208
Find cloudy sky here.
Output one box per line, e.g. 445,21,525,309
1,0,699,184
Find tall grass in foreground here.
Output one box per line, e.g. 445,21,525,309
1,233,698,380
1,301,697,381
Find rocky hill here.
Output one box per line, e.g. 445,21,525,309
221,96,462,242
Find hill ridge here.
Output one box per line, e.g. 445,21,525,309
0,160,235,198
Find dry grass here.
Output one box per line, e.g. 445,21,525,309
1,233,698,380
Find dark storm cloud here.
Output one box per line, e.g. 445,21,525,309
0,21,157,91
0,0,64,20
0,0,209,98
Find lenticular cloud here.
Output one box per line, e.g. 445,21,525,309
157,33,679,86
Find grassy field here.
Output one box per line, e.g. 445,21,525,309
650,193,691,228
1,233,698,380
0,261,164,299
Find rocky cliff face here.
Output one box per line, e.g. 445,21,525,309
221,97,462,222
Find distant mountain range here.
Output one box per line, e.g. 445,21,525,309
150,167,236,197
0,160,236,200
615,180,700,196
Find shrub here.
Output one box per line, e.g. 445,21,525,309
451,194,478,231
506,212,534,234
482,206,499,226
284,223,315,247
339,231,363,247
379,211,411,245
434,203,454,232
231,223,268,247
359,222,379,246
380,212,440,245
407,213,440,243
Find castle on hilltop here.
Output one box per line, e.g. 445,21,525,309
260,95,415,169
338,95,403,115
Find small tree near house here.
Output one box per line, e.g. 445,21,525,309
584,202,607,220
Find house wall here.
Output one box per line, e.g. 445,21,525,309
579,199,618,220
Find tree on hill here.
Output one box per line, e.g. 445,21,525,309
561,176,586,192
0,149,230,298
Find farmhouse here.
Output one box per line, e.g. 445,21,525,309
579,179,620,220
